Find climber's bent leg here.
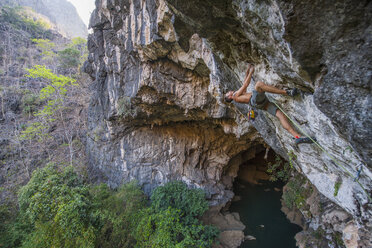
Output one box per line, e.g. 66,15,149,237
255,81,287,95
275,109,301,137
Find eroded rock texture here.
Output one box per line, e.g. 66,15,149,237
84,0,371,247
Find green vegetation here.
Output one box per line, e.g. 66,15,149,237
135,181,218,248
26,65,76,102
56,37,88,73
267,154,292,182
313,227,326,240
0,203,18,247
31,39,56,62
117,96,136,118
92,183,147,248
287,150,297,168
21,93,41,116
20,66,78,165
0,166,218,248
20,66,76,142
0,8,91,247
58,47,80,69
150,181,208,219
343,146,353,154
17,164,96,248
282,174,312,211
332,232,345,247
71,37,88,63
0,6,51,38
19,121,50,142
334,179,342,197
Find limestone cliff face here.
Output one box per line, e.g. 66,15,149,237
84,0,371,246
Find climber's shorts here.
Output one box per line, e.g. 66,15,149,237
250,90,278,116
266,102,278,116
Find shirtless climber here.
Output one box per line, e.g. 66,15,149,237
224,65,315,145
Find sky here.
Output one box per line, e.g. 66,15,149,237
67,0,96,27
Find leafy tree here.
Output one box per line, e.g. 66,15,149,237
135,207,218,248
57,37,87,73
3,166,149,248
71,37,88,57
20,121,50,142
0,203,17,247
58,47,80,69
1,177,219,248
92,182,148,248
17,164,96,248
31,39,56,63
21,65,77,165
135,181,219,248
150,181,208,223
71,37,86,47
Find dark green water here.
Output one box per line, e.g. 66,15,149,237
229,179,302,248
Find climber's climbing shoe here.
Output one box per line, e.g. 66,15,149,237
295,137,317,145
286,88,299,97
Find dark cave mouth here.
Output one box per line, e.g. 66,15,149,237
227,146,302,248
235,147,277,185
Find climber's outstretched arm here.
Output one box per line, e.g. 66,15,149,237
234,65,254,97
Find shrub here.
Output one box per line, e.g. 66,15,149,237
21,93,40,115
0,204,16,247
136,181,219,248
150,181,208,221
92,182,147,248
58,48,80,69
117,97,136,118
2,173,219,248
282,175,312,210
70,37,88,62
267,154,292,182
17,164,96,248
31,39,56,61
332,232,345,247
333,179,342,197
135,206,218,248
20,121,50,142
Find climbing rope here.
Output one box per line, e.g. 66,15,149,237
231,99,372,202
272,100,371,202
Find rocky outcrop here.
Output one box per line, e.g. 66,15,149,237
0,0,88,38
84,0,372,247
282,174,370,248
203,211,246,248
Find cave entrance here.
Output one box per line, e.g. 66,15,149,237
229,146,302,248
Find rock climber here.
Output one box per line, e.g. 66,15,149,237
224,64,315,145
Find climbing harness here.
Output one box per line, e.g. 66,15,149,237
230,98,371,202
248,109,255,121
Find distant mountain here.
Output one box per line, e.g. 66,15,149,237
0,0,88,38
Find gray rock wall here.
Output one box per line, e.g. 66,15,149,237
84,0,371,246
